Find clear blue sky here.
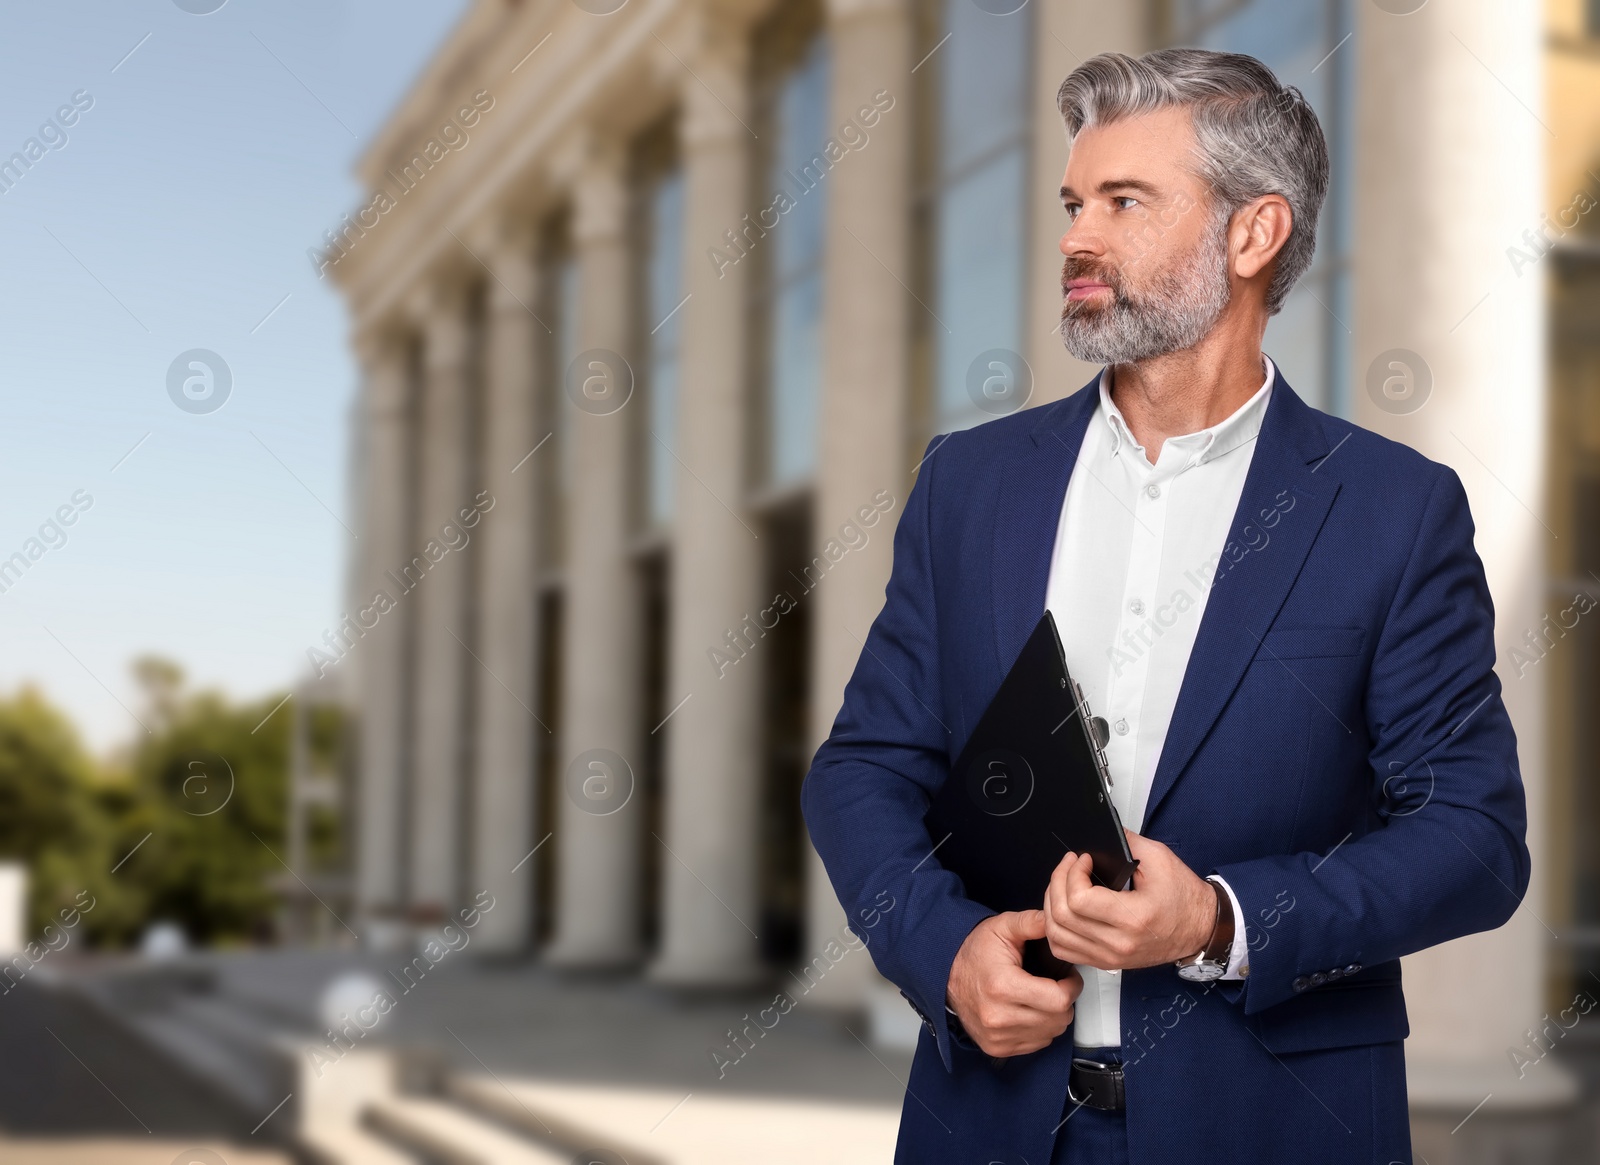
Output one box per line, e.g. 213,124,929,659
0,0,471,750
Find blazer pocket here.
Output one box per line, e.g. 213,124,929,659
1252,977,1409,1054
1256,625,1365,660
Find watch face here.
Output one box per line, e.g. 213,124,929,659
1176,961,1225,983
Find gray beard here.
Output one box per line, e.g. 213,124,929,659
1058,218,1233,365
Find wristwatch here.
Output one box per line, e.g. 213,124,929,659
1175,876,1234,983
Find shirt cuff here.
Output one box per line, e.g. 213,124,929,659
1207,874,1249,980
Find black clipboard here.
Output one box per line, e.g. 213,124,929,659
924,611,1138,977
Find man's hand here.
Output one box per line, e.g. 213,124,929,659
946,909,1083,1057
1044,828,1216,970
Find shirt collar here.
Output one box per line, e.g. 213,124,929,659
1096,353,1276,467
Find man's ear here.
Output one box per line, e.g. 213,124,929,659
1232,194,1293,282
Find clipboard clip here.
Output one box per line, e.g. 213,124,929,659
1069,679,1116,789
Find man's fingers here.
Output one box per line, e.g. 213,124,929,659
1123,827,1167,863
1043,876,1132,940
994,907,1048,945
970,993,1075,1057
991,960,1080,1015
976,1015,1070,1058
955,913,1087,1057
975,995,1073,1031
1045,924,1116,968
1046,897,1126,944
1061,852,1103,902
1046,934,1118,971
1050,865,1127,928
1049,848,1085,880
1047,852,1095,917
1054,965,1086,1002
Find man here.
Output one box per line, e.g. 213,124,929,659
801,47,1529,1165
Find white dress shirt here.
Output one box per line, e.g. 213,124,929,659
1043,355,1275,1049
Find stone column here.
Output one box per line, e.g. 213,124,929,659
468,220,544,952
353,330,412,926
1354,0,1576,1149
405,281,475,921
648,23,766,988
800,0,916,1010
544,143,647,968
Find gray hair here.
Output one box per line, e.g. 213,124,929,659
1056,48,1329,316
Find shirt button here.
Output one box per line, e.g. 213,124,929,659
1113,718,1129,736
1326,967,1343,981
1309,972,1327,987
1145,483,1161,499
1345,963,1362,975
1128,599,1145,616
1292,975,1309,992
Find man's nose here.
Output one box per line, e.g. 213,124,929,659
1060,214,1106,258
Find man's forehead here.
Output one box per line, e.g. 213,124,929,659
1062,107,1199,195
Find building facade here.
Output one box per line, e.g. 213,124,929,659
330,0,1596,1151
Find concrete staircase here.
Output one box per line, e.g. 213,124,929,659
55,961,601,1164
363,1096,572,1164
61,960,300,1133
445,1076,898,1165
49,954,902,1164
49,959,667,1163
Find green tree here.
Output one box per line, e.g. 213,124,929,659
0,686,139,941
0,661,302,949
115,660,292,946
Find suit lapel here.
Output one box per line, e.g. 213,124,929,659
1140,374,1341,826
989,380,1100,675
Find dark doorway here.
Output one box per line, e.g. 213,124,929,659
532,587,563,947
637,550,670,954
758,498,812,965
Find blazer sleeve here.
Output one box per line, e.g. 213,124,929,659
1210,463,1532,1016
801,437,996,1070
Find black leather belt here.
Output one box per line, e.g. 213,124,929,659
1067,1056,1126,1112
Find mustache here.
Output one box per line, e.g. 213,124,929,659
1060,259,1129,313
1061,258,1124,292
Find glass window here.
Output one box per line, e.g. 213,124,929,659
939,1,1032,175
632,124,686,532
750,2,829,490
1168,0,1355,415
912,0,1034,436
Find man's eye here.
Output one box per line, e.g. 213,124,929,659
1114,196,1139,210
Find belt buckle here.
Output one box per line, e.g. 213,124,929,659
1068,1056,1123,1111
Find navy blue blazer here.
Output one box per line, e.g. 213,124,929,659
802,368,1530,1164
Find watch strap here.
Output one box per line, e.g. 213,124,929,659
1200,875,1235,965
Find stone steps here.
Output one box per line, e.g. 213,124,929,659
447,1074,900,1165
299,1123,421,1165
59,964,298,1131
445,1075,667,1165
48,954,905,1163
365,1095,573,1164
